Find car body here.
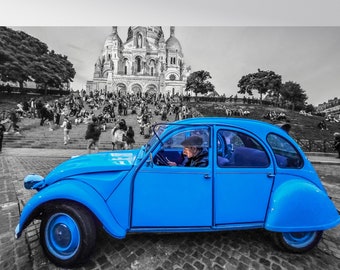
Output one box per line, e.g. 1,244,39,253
15,117,340,267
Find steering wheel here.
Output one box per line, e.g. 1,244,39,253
154,152,169,166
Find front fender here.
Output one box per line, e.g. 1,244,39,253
265,180,340,232
15,180,126,239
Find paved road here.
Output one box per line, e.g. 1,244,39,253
1,148,339,270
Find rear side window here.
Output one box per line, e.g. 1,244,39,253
267,133,303,168
217,130,269,168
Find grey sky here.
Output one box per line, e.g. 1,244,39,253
11,26,340,106
3,1,340,106
3,0,340,26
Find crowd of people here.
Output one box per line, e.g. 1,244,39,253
0,89,202,153
2,89,340,156
263,111,288,122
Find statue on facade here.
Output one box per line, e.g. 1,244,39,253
109,59,114,71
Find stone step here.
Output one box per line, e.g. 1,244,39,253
3,132,146,150
2,104,176,150
3,119,162,150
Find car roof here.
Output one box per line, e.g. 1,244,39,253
169,117,285,138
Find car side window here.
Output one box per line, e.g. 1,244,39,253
154,128,210,167
217,129,270,168
267,133,303,168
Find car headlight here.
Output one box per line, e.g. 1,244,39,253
24,174,45,190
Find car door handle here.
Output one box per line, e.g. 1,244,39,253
204,174,211,179
267,173,275,178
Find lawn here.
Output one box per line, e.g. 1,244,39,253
193,101,339,152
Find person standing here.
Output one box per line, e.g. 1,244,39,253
29,98,36,118
111,121,127,150
40,103,54,131
60,116,72,145
6,109,20,134
85,116,101,154
54,101,62,125
0,121,6,152
334,132,340,158
46,104,55,131
110,121,119,150
35,98,43,119
173,105,180,121
125,126,135,149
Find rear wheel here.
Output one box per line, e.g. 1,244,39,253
40,202,96,267
273,231,323,253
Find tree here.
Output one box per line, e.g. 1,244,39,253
305,104,315,114
0,27,75,92
237,69,282,102
185,70,215,97
280,81,308,111
0,27,48,88
32,51,76,94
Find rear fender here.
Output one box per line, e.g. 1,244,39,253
265,180,340,232
15,180,126,239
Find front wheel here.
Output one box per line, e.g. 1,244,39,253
273,231,323,253
40,202,96,267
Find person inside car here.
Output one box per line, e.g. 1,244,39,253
167,135,208,167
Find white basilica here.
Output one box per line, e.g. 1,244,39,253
86,26,191,96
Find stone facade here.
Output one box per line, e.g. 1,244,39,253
316,97,340,117
86,26,191,96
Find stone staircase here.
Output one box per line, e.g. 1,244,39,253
3,111,173,150
3,119,110,150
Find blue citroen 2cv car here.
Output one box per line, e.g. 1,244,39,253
15,117,340,267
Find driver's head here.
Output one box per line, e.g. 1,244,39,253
181,136,203,158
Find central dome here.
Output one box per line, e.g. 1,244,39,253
127,26,164,43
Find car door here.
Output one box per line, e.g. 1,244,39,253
132,127,213,228
214,127,275,226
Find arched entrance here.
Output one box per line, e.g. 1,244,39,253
116,83,127,96
131,84,142,97
145,84,158,96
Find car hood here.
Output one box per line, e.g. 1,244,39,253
44,150,139,185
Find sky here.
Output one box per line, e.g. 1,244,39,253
3,0,340,106
9,26,340,106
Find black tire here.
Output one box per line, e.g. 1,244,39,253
40,202,96,268
273,231,323,253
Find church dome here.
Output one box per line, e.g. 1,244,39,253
166,36,182,52
166,26,182,52
104,27,122,47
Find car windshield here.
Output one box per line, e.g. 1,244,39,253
145,124,168,152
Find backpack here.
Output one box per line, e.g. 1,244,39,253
66,121,72,130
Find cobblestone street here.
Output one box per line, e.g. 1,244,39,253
1,149,339,270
